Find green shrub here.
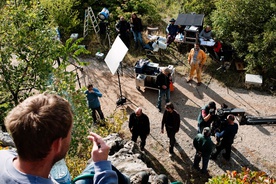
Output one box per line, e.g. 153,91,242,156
67,108,128,178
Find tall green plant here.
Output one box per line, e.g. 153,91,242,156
40,0,80,40
211,0,276,78
0,2,59,106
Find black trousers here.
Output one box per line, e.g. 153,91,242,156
132,133,147,149
91,106,104,124
212,140,232,159
166,128,176,153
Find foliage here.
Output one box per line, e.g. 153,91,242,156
207,167,275,184
80,0,161,29
211,0,276,80
180,0,217,26
67,108,128,178
39,0,81,40
0,1,60,106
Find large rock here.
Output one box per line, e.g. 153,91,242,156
0,130,15,147
0,131,159,183
104,133,158,183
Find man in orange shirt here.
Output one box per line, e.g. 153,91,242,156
187,43,207,86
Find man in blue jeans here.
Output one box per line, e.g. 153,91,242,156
85,84,105,125
130,13,144,49
156,67,171,112
193,127,214,174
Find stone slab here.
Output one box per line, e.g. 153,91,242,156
245,74,262,86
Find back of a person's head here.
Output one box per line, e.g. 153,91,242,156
165,102,174,110
5,93,73,161
227,114,235,123
152,174,168,184
202,127,211,137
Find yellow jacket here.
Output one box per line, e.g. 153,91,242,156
188,48,207,65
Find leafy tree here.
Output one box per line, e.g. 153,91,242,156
39,0,81,40
0,2,59,106
180,0,217,26
211,0,276,79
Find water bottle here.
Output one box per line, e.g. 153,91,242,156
50,159,71,184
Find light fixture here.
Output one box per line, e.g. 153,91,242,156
98,8,109,20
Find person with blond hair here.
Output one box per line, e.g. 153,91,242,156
156,67,171,112
199,25,212,40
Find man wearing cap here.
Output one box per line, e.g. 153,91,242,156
166,18,179,45
193,127,214,174
211,114,238,161
197,101,217,133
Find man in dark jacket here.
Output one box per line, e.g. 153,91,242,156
161,102,180,156
129,107,150,151
116,16,131,48
197,101,216,133
130,13,144,49
193,127,214,174
211,114,238,160
166,18,179,45
156,67,171,112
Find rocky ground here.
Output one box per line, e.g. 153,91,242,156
76,57,276,183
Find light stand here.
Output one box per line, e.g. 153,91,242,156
116,67,126,106
104,36,135,107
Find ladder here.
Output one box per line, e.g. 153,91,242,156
83,7,100,42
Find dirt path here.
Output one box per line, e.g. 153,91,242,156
78,57,276,183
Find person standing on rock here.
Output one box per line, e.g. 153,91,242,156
129,107,150,151
193,127,214,174
161,102,180,156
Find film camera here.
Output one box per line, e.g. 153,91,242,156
211,103,246,135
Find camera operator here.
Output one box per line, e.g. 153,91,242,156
211,114,238,161
197,101,217,134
